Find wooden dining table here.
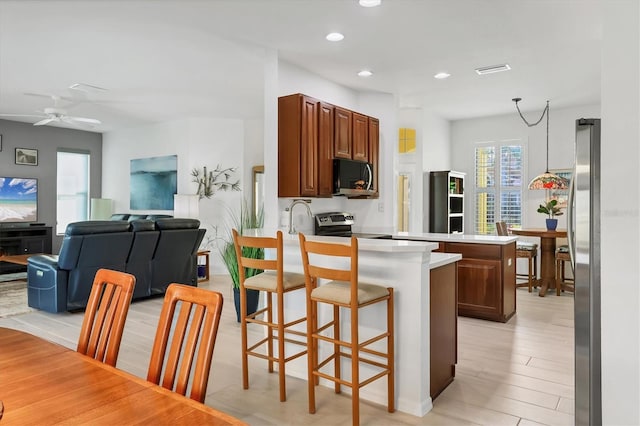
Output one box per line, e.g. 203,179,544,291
0,327,246,425
510,228,567,297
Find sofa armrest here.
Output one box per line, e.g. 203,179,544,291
27,254,60,270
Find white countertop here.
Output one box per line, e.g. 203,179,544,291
245,228,438,253
393,231,518,245
430,252,462,269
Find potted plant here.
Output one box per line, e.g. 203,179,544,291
219,200,264,322
537,199,563,230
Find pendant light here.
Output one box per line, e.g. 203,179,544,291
512,98,569,190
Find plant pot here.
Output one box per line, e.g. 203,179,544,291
546,218,558,231
233,287,260,323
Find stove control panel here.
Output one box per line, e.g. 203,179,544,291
314,212,355,227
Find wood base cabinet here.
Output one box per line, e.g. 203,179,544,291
430,262,458,399
443,242,516,322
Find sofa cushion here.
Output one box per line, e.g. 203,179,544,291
65,221,130,236
155,218,200,230
110,213,130,221
130,219,155,232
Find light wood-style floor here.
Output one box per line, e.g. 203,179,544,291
0,277,574,425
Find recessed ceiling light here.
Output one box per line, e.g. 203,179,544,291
359,0,382,7
434,72,451,79
326,32,344,42
475,64,511,75
357,70,373,77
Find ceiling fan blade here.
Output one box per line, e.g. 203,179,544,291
0,113,47,118
67,116,101,125
33,117,57,126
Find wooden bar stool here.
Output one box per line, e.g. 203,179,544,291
298,233,394,426
233,229,307,402
496,221,538,292
555,246,575,295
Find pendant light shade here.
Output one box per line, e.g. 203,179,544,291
512,98,567,190
528,171,569,189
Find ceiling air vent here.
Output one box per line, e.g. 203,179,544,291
475,64,511,75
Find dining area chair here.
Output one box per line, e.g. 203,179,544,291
147,283,224,403
298,233,395,426
232,229,307,402
555,241,575,295
76,268,136,367
496,221,538,292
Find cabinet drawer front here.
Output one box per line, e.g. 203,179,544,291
445,242,501,259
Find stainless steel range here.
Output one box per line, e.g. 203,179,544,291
314,212,392,239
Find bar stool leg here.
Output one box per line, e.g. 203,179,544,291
306,292,316,414
267,292,274,373
388,287,395,413
351,305,359,426
277,290,286,402
334,305,341,394
241,287,249,390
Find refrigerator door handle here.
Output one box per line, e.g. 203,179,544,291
567,171,576,274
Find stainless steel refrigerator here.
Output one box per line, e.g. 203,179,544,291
568,118,601,425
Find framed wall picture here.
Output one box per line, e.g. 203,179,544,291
15,147,38,166
547,168,573,208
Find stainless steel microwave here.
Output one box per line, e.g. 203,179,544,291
333,158,375,196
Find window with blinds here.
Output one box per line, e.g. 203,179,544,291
475,142,523,235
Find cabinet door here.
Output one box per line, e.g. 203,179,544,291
334,107,352,159
352,112,369,162
368,117,379,196
318,102,334,196
456,258,503,321
300,97,318,196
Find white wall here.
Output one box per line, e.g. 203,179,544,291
600,1,639,423
450,103,600,233
274,61,396,233
102,117,246,273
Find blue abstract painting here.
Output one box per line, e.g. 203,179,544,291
130,155,177,210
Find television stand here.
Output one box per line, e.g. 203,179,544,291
0,226,52,274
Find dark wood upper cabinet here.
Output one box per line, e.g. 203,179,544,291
352,112,369,162
278,93,380,198
368,117,379,197
278,94,318,197
318,102,334,197
334,107,352,159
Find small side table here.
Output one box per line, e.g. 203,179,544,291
196,250,210,282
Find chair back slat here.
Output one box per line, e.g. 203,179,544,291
241,257,276,271
147,284,223,403
77,269,136,367
495,221,509,236
299,233,359,306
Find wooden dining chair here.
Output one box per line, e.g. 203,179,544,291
147,283,224,403
299,233,395,426
495,221,538,292
233,229,307,402
556,245,575,295
77,268,136,367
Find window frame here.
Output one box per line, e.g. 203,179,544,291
473,139,527,235
56,149,91,235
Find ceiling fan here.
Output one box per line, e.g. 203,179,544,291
0,93,102,127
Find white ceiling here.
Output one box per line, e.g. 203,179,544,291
0,0,602,133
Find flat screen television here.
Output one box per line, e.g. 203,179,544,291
0,177,38,223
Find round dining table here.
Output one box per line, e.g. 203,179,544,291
510,228,567,297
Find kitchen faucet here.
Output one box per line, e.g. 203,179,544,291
288,199,312,234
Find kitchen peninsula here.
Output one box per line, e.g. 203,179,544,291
393,232,518,322
247,230,460,417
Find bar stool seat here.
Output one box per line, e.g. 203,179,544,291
245,270,306,291
299,232,395,426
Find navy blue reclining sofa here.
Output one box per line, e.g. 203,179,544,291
27,218,205,313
